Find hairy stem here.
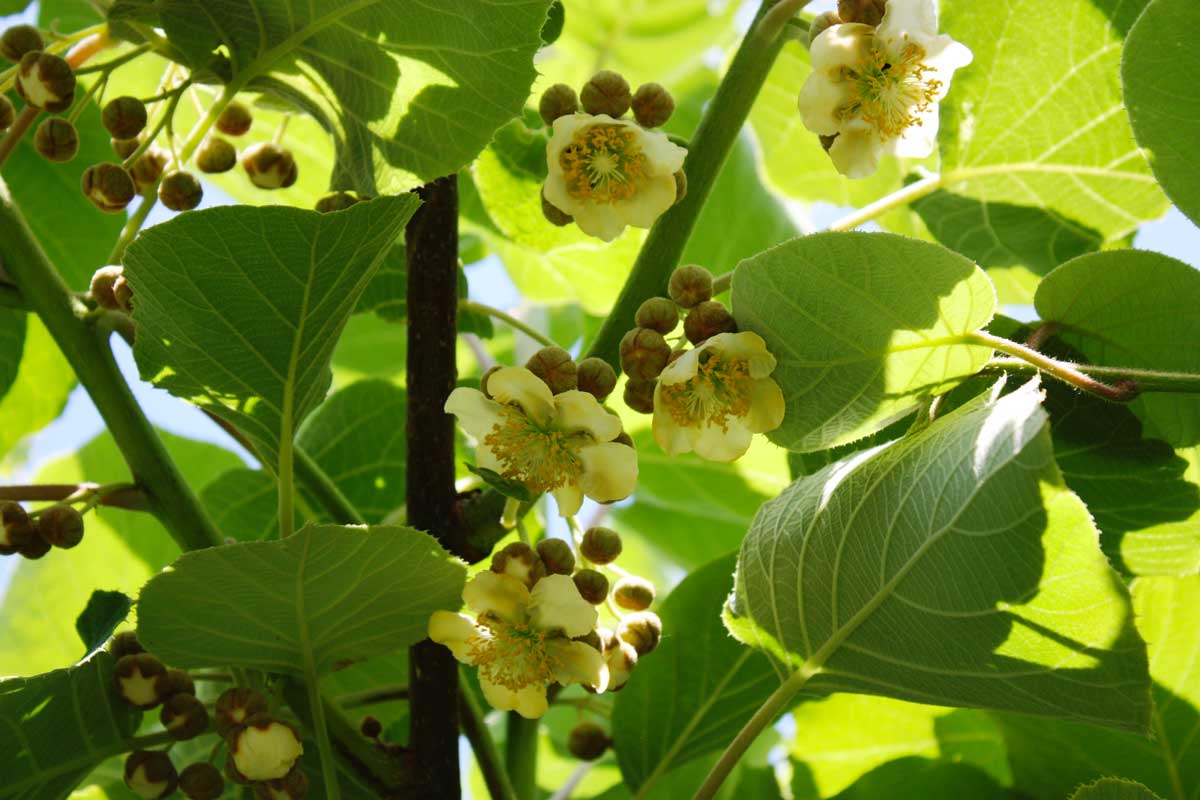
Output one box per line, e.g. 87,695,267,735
461,299,555,348
461,681,518,800
970,331,1140,402
506,713,539,800
826,173,944,232
0,482,149,511
986,358,1200,395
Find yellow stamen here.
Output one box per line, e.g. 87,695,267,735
468,619,561,692
559,123,647,204
845,39,942,139
659,351,754,432
483,406,583,493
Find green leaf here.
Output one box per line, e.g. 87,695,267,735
611,553,777,794
200,468,279,541
821,758,1011,800
355,246,407,322
137,524,466,676
1071,779,1165,800
0,653,142,800
0,318,74,463
74,590,134,660
1122,0,1200,227
939,0,1168,243
1034,250,1200,447
731,232,996,453
0,308,25,402
726,380,1152,732
466,463,536,503
123,196,418,464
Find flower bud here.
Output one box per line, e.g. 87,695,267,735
838,0,887,26
113,275,134,313
33,117,78,162
490,541,546,588
360,715,382,739
581,526,622,564
0,25,43,62
90,265,123,309
115,653,168,709
161,692,209,740
573,629,602,652
606,640,638,690
124,750,178,800
623,377,656,415
568,721,610,761
536,537,575,575
573,568,609,604
581,70,631,118
109,630,144,660
634,297,678,335
112,137,140,158
36,503,84,548
0,95,13,130
215,687,269,737
17,532,50,559
575,357,617,401
159,170,203,211
674,170,688,204
668,264,713,308
102,96,148,140
541,188,572,226
195,136,237,174
526,346,577,394
0,501,35,554
808,11,843,46
179,762,225,800
315,191,362,213
16,51,75,113
126,149,166,195
216,100,253,136
229,715,304,781
81,163,135,213
613,576,655,611
241,142,297,189
684,300,736,345
619,327,670,381
254,767,309,800
631,83,675,129
618,610,662,655
539,82,578,126
157,667,196,698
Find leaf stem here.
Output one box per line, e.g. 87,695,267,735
0,482,149,511
304,667,341,800
278,423,296,538
505,712,539,800
460,679,519,800
293,446,367,525
108,193,158,265
970,331,1139,402
0,107,40,170
826,173,944,232
460,299,555,347
335,684,408,708
985,358,1200,395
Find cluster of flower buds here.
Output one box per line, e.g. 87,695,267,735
1,500,85,559
217,688,306,795
515,345,620,404
0,25,78,163
89,264,133,313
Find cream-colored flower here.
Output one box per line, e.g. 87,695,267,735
429,572,608,718
797,0,972,178
445,366,637,516
653,332,785,462
542,113,687,242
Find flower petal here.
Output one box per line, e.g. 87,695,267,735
877,0,938,42
574,202,630,242
428,611,482,664
809,23,875,74
828,124,885,179
528,573,597,637
692,420,754,462
619,172,678,230
709,332,777,379
487,367,555,425
479,677,550,719
745,378,786,434
887,104,939,159
578,441,638,504
549,640,609,692
653,388,695,456
551,483,585,518
798,72,853,137
445,388,503,440
463,571,531,623
659,345,701,386
553,391,622,441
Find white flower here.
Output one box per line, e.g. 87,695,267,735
797,0,972,178
542,113,687,242
429,572,608,718
445,366,637,516
653,332,785,462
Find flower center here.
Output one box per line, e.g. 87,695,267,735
483,405,583,493
468,619,561,691
559,124,647,204
846,39,941,139
659,351,754,431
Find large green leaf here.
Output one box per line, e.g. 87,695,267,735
0,308,24,402
1035,250,1200,448
726,380,1151,732
1122,0,1200,227
74,590,135,661
137,524,465,676
0,318,74,463
939,0,1167,243
200,468,279,541
820,758,1011,800
731,232,996,452
123,196,418,464
1072,779,1165,800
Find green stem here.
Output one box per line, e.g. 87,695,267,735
294,447,367,525
74,43,152,76
460,299,555,347
986,358,1200,395
826,173,943,232
505,713,539,800
970,331,1139,402
0,107,40,169
461,680,518,800
304,670,341,800
278,423,295,538
0,282,25,309
108,192,158,264
335,684,408,708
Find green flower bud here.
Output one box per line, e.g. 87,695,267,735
254,767,310,800
0,501,35,554
102,96,148,140
580,526,622,564
16,51,75,113
684,300,736,345
541,188,573,226
124,750,178,800
838,0,887,26
536,537,576,575
580,70,632,118
539,82,578,126
0,95,15,130
623,377,656,415
156,668,196,699
109,630,144,660
808,11,844,46
631,82,675,128
576,357,617,401
613,576,655,611
112,137,140,159
161,692,209,740
526,346,577,394
491,541,546,588
216,100,253,136
573,568,609,605
36,503,84,549
0,25,43,62
568,721,611,761
113,275,134,313
617,610,662,655
315,191,362,213
114,653,168,709
360,715,383,739
241,142,297,190
229,714,304,782
634,297,678,335
179,762,225,800
215,687,269,737
129,149,168,195
158,170,203,211
17,532,50,560
90,265,123,310
195,136,237,174
668,264,713,309
81,163,136,213
619,327,671,381
33,117,78,162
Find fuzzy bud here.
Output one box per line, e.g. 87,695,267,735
581,70,632,118
573,568,609,605
16,51,75,113
618,610,662,655
491,541,547,588
360,715,383,739
634,297,678,335
838,0,887,26
229,715,304,782
623,378,656,415
216,101,253,136
684,300,736,344
539,83,578,126
36,503,84,549
215,687,269,737
112,137,140,158
0,501,34,554
541,188,572,226
124,750,178,800
606,640,638,690
0,25,43,62
129,149,167,195
668,264,713,308
575,357,617,401
613,576,655,611
254,768,309,800
179,762,225,800
568,721,611,760
109,630,144,660
242,142,297,190
581,526,622,564
33,117,78,162
115,653,168,709
808,11,844,46
90,265,123,309
619,327,671,381
315,191,362,213
102,96,148,140
113,275,134,314
81,163,135,213
18,533,50,560
0,95,14,130
631,83,675,128
157,668,196,698
159,170,203,211
195,136,237,174
536,537,576,575
526,346,577,394
161,692,209,740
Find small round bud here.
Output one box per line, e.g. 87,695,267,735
241,142,298,190
115,653,168,709
102,96,148,140
0,95,16,131
631,83,675,128
568,721,610,760
195,136,237,174
536,537,575,575
109,630,144,660
161,692,209,740
91,265,124,310
81,163,135,213
526,346,577,394
18,532,51,560
618,610,662,655
129,149,168,195
597,626,618,653
541,189,572,226
0,25,43,62
613,576,655,611
112,137,140,159
491,541,546,588
573,629,602,652
16,51,75,113
0,501,35,554
684,300,736,345
674,170,688,204
539,83,578,126
229,715,304,782
254,767,309,800
634,297,678,335
573,568,609,604
576,357,617,401
838,0,887,26
619,327,671,381
179,762,225,800
215,687,269,737
360,715,382,739
808,11,844,46
315,191,362,213
480,365,503,398
668,264,713,308
623,378,656,415
157,668,196,699
33,117,78,162
159,170,203,211
216,101,253,136
113,275,134,313
581,526,622,564
606,640,638,690
581,70,631,118
36,503,84,549
124,750,178,800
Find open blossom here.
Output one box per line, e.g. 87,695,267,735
542,113,687,242
653,332,785,462
445,366,637,516
797,0,972,178
429,571,608,718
